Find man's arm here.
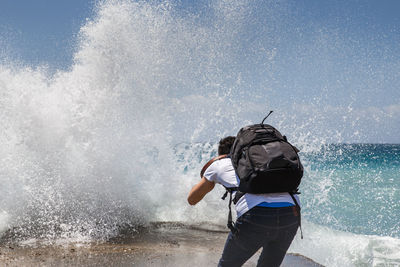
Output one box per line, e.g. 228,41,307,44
187,177,215,205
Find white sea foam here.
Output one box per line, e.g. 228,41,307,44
0,211,10,234
289,221,400,267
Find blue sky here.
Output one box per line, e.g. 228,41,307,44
1,0,399,70
1,0,399,143
0,0,94,69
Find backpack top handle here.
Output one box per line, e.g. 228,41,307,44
261,110,273,124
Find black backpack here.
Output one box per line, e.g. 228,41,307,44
223,112,303,237
230,124,303,194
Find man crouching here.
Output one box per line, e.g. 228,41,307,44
188,136,299,267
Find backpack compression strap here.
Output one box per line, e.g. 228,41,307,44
200,154,228,178
289,192,303,239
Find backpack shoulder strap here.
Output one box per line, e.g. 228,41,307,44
221,187,245,234
200,154,229,178
233,191,245,204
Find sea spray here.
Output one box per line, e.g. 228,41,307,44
0,211,9,233
0,0,256,241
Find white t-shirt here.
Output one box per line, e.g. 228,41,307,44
203,157,300,218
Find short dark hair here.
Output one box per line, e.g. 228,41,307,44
218,136,236,155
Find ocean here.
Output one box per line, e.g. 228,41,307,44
0,1,399,266
173,143,400,266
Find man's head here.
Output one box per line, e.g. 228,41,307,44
218,136,236,155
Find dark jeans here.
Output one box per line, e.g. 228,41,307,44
218,206,299,267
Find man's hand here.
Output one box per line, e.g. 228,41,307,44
187,177,215,205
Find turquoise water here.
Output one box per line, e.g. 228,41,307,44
178,143,400,239
175,143,400,266
302,144,399,238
